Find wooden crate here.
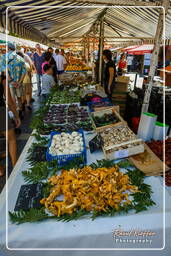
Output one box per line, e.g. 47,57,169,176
129,144,170,176
103,139,144,160
100,125,144,160
112,92,128,102
114,82,128,92
94,105,120,113
91,107,126,132
116,76,130,83
114,76,130,92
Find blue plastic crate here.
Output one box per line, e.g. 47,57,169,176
46,129,87,166
87,98,113,112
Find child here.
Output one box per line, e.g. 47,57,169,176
41,64,55,99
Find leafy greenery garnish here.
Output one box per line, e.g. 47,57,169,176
10,159,155,224
9,208,49,224
22,161,58,184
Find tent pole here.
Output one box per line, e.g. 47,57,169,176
98,16,104,85
83,37,86,63
141,0,170,113
87,38,90,65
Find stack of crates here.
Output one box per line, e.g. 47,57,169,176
112,76,129,117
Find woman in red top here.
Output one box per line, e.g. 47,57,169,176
118,53,127,75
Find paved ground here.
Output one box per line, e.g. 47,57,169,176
0,77,40,193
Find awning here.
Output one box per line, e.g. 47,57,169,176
127,44,154,55
1,1,171,47
0,32,48,50
122,45,139,52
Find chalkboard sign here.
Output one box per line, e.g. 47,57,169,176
14,184,43,211
89,135,103,153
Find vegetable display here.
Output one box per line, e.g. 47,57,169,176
147,138,171,168
43,104,93,131
44,105,68,125
93,113,119,127
51,90,81,104
100,126,140,149
40,165,139,216
9,159,155,224
49,131,84,156
147,138,171,186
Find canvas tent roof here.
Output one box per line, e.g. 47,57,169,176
0,0,171,46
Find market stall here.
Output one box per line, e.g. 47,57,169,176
1,1,171,254
0,84,171,254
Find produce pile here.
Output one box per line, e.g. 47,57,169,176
49,131,84,156
44,104,93,131
40,165,139,217
65,64,91,72
147,138,171,168
93,113,120,128
50,90,81,104
147,138,171,186
44,105,67,125
100,126,141,150
9,154,155,224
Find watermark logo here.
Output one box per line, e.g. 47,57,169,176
112,229,156,245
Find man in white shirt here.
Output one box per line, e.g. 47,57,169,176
53,49,67,75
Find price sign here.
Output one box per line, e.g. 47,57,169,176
114,149,128,159
14,184,43,211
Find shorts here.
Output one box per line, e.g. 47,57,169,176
23,83,32,95
10,85,23,98
0,106,14,132
57,70,64,75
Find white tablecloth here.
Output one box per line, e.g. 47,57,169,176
0,133,171,255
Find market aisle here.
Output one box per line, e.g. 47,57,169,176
0,75,40,193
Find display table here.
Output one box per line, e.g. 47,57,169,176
0,132,171,256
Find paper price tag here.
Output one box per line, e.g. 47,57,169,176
114,149,128,159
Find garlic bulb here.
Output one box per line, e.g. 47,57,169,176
72,131,78,137
50,132,84,156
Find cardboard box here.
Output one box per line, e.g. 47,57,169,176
129,144,169,176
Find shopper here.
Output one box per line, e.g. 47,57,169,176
47,47,54,53
17,51,33,111
33,44,45,96
54,49,67,76
118,53,127,75
0,43,26,119
21,52,33,110
42,52,57,82
102,49,116,100
0,72,21,175
42,64,56,99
